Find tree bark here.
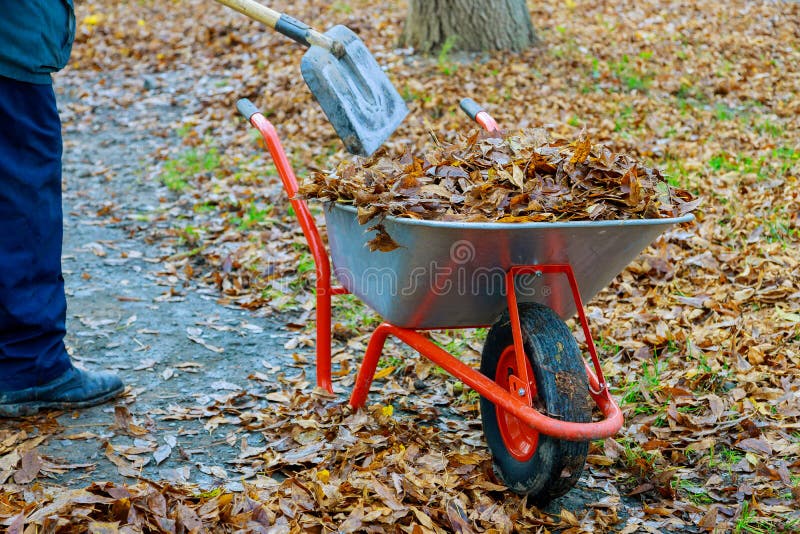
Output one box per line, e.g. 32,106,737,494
400,0,537,54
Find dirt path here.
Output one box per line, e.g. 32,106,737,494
25,69,298,490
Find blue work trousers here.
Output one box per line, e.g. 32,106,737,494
0,75,71,391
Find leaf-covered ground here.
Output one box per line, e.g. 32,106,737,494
2,0,800,532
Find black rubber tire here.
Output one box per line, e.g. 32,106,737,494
480,302,592,503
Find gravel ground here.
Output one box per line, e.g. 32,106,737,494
30,68,298,489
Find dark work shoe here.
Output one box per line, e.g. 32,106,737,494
0,367,124,418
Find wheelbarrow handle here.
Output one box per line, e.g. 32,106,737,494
213,0,344,56
459,98,484,121
459,98,500,132
236,98,260,121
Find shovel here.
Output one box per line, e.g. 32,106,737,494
214,0,408,156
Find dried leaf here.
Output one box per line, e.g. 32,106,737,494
366,224,400,252
446,500,475,534
13,449,42,484
113,406,149,437
570,136,592,164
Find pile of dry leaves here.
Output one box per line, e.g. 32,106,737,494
2,389,600,533
301,129,698,227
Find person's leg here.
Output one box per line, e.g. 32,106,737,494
0,75,122,416
0,75,72,389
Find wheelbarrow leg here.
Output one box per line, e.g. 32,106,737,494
316,282,334,393
349,323,393,408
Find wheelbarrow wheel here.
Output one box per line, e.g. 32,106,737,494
480,302,591,502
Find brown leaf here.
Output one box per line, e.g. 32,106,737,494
643,504,675,516
113,406,149,437
13,449,42,484
338,506,365,533
698,506,718,531
446,499,475,534
370,476,405,511
736,437,773,455
620,167,643,206
366,223,400,252
411,507,437,530
628,483,655,496
104,443,142,478
6,512,25,534
357,205,381,224
174,504,203,531
88,521,120,534
560,509,579,525
0,449,21,484
510,164,525,189
570,136,592,164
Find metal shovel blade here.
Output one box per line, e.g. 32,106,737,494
301,25,408,156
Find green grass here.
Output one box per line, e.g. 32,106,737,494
436,331,473,358
641,355,663,390
764,206,800,244
672,478,713,505
620,438,659,477
161,145,221,192
754,118,784,138
437,36,459,76
330,1,352,14
194,201,218,214
735,501,757,534
176,123,193,138
232,204,275,230
732,500,792,534
614,104,635,133
713,102,736,121
457,387,480,405
332,294,381,332
706,146,798,182
595,336,621,356
378,354,404,370
401,84,432,103
687,343,714,372
609,54,653,92
662,154,689,188
785,518,800,533
707,152,736,172
260,287,298,311
178,224,201,245
472,327,488,342
707,151,767,179
774,146,800,176
617,381,639,404
616,350,664,415
296,252,315,275
708,443,743,471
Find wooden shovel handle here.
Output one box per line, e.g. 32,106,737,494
213,0,342,55
215,0,281,27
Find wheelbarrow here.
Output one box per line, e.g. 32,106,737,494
235,97,694,502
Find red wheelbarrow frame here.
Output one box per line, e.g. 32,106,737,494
242,106,623,443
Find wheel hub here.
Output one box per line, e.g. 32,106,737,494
495,345,539,462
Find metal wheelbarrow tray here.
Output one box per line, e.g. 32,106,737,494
325,203,693,329
236,96,694,503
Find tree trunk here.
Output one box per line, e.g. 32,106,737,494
400,0,537,54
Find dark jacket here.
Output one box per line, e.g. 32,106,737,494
0,0,76,84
